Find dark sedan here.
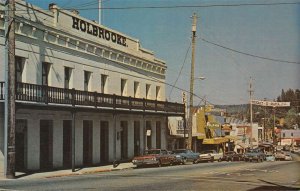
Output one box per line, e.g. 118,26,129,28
222,151,244,161
172,149,200,164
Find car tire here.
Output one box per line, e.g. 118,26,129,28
158,160,162,167
193,159,198,164
182,158,187,165
211,157,214,162
218,158,222,162
136,165,142,168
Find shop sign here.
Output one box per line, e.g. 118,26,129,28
72,16,127,47
251,100,290,107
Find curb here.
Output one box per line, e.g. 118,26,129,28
45,169,112,178
44,167,133,179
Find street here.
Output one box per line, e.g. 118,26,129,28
0,158,299,191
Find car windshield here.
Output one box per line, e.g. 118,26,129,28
145,150,160,155
173,150,187,154
246,149,259,153
201,150,213,154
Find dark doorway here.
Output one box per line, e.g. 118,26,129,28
16,119,27,172
83,120,93,166
40,120,53,170
120,121,128,159
63,120,72,168
156,121,161,149
134,121,140,156
100,121,109,163
146,121,152,149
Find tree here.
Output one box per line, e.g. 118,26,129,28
284,108,300,129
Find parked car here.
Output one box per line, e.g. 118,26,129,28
172,149,200,164
169,151,186,165
244,148,265,162
283,145,291,151
291,147,300,153
132,149,175,168
222,151,244,162
275,151,286,161
199,150,223,162
284,154,293,161
265,153,276,162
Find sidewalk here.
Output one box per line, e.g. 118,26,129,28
1,162,135,180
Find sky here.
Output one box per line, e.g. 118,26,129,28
26,0,300,105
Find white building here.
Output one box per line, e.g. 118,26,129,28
0,1,184,173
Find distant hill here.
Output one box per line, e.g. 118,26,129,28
214,104,248,114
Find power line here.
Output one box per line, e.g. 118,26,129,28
13,1,300,12
63,0,110,9
60,2,300,10
168,41,191,100
200,38,300,64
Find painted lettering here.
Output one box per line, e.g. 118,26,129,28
80,20,86,32
86,23,93,35
104,31,110,41
72,17,127,47
72,16,79,30
92,25,98,36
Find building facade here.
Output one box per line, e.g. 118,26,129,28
0,1,184,173
280,129,300,146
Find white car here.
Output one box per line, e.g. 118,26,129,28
284,154,292,161
199,150,223,162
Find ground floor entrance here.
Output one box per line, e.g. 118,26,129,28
40,120,53,170
1,109,168,172
63,120,72,168
100,121,109,163
15,119,27,172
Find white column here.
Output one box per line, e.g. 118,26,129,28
151,120,156,149
52,119,63,168
128,120,134,158
93,120,100,164
27,116,40,170
75,119,83,166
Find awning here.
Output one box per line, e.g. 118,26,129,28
203,137,228,144
225,135,240,141
222,127,232,131
235,142,248,148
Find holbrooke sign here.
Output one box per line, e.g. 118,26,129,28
72,16,127,47
251,100,290,107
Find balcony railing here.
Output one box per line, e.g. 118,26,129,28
0,82,184,114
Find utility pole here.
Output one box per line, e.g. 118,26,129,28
249,77,253,148
272,107,276,145
263,98,266,142
98,0,102,24
182,92,187,144
4,0,16,179
188,13,197,150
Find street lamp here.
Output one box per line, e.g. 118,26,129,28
195,77,206,80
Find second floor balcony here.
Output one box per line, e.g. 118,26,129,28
0,82,185,116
